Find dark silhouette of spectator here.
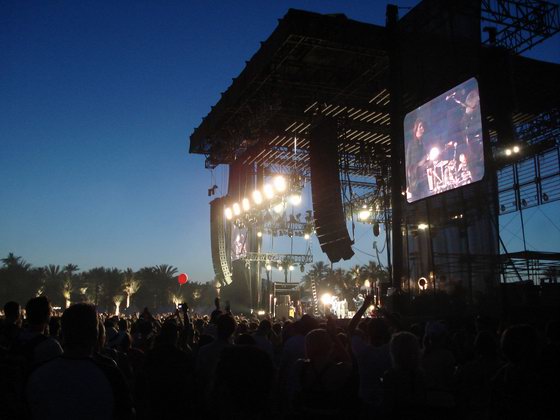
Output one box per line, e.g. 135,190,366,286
383,331,427,420
135,320,195,419
213,345,275,418
421,321,456,410
490,324,545,420
253,319,274,358
13,297,62,365
25,303,134,419
0,301,22,349
291,327,352,418
454,330,502,419
196,312,236,408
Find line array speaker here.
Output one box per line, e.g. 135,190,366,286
210,197,232,285
310,118,354,262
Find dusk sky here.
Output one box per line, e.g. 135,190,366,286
1,1,558,284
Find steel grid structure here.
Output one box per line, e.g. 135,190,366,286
481,0,560,53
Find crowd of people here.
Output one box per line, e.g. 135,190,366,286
0,294,558,419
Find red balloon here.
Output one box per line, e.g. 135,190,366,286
178,273,188,285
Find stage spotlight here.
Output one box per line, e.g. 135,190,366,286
288,265,294,271
242,198,250,211
224,207,233,220
232,203,241,216
257,231,262,238
513,145,520,153
320,293,332,305
273,175,287,192
273,202,284,214
358,206,371,221
418,277,428,290
418,223,429,230
304,233,310,240
252,190,263,205
278,265,284,271
289,193,302,206
505,149,512,156
266,263,272,271
364,279,371,288
263,184,274,199
429,147,440,161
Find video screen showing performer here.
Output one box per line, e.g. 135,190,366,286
231,226,248,261
404,77,484,203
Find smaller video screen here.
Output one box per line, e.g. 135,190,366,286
404,77,484,203
231,226,248,261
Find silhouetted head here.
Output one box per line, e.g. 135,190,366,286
157,320,179,346
3,301,20,322
390,331,420,371
217,313,236,340
118,319,129,332
305,329,332,360
61,303,98,356
25,296,51,327
501,324,537,364
298,314,319,336
257,319,272,335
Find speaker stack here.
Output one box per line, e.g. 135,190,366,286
310,118,354,262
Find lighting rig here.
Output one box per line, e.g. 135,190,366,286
224,174,315,239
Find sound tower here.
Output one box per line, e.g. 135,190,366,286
310,118,354,262
210,197,232,285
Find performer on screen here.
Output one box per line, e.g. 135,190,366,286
406,118,430,201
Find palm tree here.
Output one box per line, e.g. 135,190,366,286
1,252,31,270
62,264,79,308
113,294,124,316
42,264,64,306
123,268,140,309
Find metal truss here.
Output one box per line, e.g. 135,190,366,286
481,0,560,53
243,252,313,265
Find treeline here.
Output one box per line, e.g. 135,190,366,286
0,253,217,313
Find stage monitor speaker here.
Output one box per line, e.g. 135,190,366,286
310,118,354,262
210,197,232,285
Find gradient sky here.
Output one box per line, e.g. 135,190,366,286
1,0,559,283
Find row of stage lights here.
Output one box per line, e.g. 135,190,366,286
224,175,303,220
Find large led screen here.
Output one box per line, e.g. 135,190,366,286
231,225,248,261
404,77,484,203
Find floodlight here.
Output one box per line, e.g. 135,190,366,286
364,279,371,288
320,293,332,305
263,184,274,199
288,265,294,271
513,145,520,153
273,175,287,192
505,149,512,156
289,194,302,206
418,223,428,230
358,207,371,221
252,190,263,205
304,233,310,240
257,231,262,238
273,202,284,214
265,263,272,271
278,265,284,271
242,198,250,211
232,203,241,216
224,207,233,220
429,147,440,161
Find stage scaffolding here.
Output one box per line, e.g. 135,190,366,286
190,1,560,311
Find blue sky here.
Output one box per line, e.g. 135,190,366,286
1,1,558,283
